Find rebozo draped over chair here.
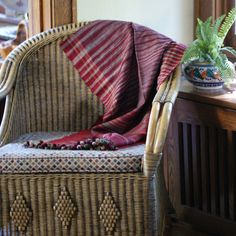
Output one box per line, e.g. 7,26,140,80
0,21,184,236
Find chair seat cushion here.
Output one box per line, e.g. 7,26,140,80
0,132,144,174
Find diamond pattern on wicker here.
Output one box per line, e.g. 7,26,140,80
53,187,77,229
10,193,32,233
98,192,121,235
0,132,143,174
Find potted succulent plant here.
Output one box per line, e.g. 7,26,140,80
182,8,236,89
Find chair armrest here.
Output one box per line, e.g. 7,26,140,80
143,66,181,176
0,59,16,99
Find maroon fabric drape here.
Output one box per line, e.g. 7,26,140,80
41,20,185,149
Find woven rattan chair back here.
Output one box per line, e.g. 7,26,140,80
1,23,104,144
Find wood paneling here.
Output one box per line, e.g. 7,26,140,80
29,0,77,36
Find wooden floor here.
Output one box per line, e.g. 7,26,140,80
165,224,211,236
164,216,212,236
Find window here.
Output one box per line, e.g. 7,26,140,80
0,1,28,62
0,0,77,63
0,1,27,41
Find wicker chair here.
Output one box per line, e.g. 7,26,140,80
0,22,181,236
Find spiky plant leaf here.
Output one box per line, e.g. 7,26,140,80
182,8,236,81
205,16,212,28
196,19,203,40
214,52,235,80
213,15,225,35
181,42,200,63
218,8,236,44
204,54,215,64
199,17,212,42
220,46,236,57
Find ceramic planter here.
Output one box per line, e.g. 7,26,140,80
183,62,224,89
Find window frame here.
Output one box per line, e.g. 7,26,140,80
28,0,77,37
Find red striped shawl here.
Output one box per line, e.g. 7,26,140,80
48,20,185,148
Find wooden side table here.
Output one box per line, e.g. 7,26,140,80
164,78,236,235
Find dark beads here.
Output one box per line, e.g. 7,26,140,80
25,137,117,151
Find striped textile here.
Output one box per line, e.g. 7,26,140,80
48,20,185,148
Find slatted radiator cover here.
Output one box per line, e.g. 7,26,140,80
178,122,235,220
164,97,236,235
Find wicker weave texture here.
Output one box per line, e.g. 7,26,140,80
8,37,103,143
0,174,156,236
0,23,182,235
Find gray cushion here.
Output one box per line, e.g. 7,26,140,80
0,132,144,174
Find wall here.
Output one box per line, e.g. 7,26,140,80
77,0,194,45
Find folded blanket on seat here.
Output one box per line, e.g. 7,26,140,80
26,20,185,150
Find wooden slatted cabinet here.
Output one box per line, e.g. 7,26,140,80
164,79,236,236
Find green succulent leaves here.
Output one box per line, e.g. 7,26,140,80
182,8,236,79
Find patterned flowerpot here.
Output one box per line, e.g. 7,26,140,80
183,62,224,89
